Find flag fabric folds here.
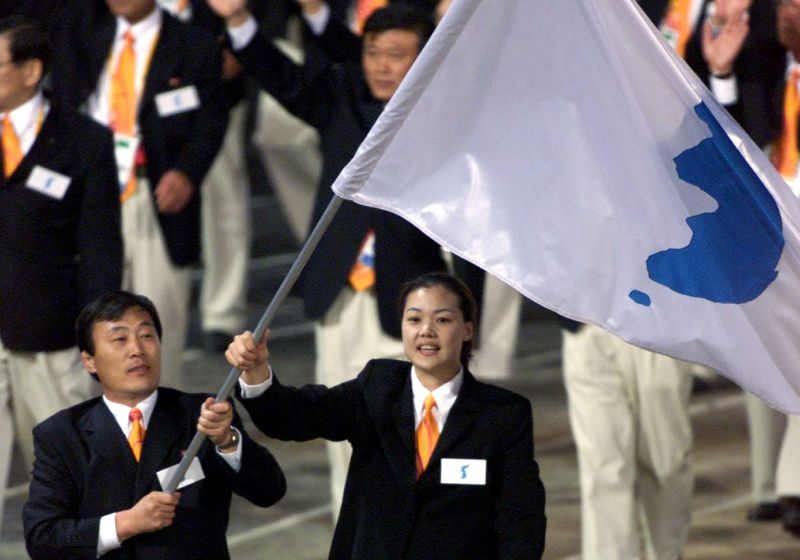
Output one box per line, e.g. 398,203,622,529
331,0,800,412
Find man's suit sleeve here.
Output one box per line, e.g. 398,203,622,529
24,424,101,560
212,410,287,508
494,399,547,560
77,121,123,307
233,28,336,131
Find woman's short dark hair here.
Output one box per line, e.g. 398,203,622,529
0,16,51,77
76,291,162,355
399,272,479,369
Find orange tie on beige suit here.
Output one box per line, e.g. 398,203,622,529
110,30,138,201
128,407,146,462
1,115,23,178
416,394,439,478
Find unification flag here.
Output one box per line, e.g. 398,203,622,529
332,0,800,412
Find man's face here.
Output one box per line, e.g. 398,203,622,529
81,306,161,407
0,35,40,113
778,0,800,59
362,29,421,103
105,0,158,24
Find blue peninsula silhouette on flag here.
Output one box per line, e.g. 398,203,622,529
632,103,784,307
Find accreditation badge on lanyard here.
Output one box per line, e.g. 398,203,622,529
113,133,140,193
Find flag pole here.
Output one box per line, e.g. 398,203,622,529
163,194,345,492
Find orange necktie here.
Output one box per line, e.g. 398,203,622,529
662,0,692,58
348,230,376,292
354,0,388,35
110,31,138,201
415,395,439,477
774,70,800,179
128,407,146,462
2,115,22,178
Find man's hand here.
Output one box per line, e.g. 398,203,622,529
710,0,752,27
115,491,181,542
702,7,749,76
227,330,271,385
206,0,251,27
197,398,235,448
154,170,195,214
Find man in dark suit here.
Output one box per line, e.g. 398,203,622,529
0,15,122,533
226,272,546,559
208,0,446,516
50,0,228,388
23,291,286,559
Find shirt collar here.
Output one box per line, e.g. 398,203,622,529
1,90,44,136
410,365,463,425
115,6,162,42
103,389,159,433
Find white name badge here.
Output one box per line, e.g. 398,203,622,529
26,165,71,200
113,133,139,192
155,85,200,117
440,458,487,485
157,457,206,490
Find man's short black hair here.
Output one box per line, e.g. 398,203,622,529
363,3,435,50
0,15,51,78
76,291,162,356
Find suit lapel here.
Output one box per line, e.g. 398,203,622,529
135,388,185,498
83,399,138,487
418,371,480,483
140,14,182,116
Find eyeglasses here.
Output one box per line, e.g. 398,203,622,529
0,60,15,69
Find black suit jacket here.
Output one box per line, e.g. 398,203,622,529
239,359,546,559
51,4,228,266
23,387,286,560
681,0,784,148
0,100,122,351
234,21,446,337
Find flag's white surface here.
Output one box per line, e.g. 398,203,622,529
332,0,800,412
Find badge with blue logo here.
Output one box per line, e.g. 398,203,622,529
440,458,486,485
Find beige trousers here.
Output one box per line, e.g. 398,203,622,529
200,101,252,335
314,289,405,521
563,324,693,560
0,338,94,531
121,180,191,390
471,274,522,380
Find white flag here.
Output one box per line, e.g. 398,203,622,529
332,0,800,413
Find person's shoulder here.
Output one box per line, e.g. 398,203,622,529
356,359,411,391
158,386,211,408
34,396,102,438
162,10,219,50
469,373,531,410
48,101,112,141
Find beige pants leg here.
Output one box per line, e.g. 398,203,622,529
314,289,405,521
776,415,800,496
471,274,521,380
122,181,191,390
4,343,91,468
563,325,692,560
746,392,786,503
200,101,251,335
252,91,321,244
0,340,12,533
